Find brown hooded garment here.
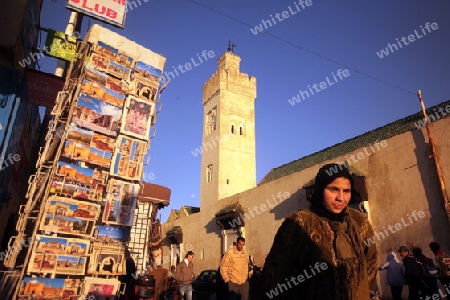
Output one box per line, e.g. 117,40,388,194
255,164,378,300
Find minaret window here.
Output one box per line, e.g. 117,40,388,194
231,125,235,134
239,124,244,136
206,107,217,135
206,164,213,182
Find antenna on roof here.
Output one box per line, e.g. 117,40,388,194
227,40,236,53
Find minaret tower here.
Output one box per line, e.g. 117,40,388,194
200,45,257,209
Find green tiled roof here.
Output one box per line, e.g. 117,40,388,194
215,203,245,217
167,225,182,235
301,164,366,189
184,206,200,215
259,100,450,185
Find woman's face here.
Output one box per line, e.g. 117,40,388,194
322,177,352,214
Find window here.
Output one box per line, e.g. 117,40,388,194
231,125,235,134
206,164,213,182
170,244,181,267
206,107,217,135
239,123,244,136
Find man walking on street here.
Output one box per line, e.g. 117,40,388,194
398,246,421,300
220,237,249,300
175,251,195,300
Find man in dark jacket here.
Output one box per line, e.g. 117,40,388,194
175,251,195,300
398,246,421,300
150,265,168,300
429,241,450,286
412,247,438,299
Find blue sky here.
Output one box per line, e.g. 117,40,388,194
39,1,450,222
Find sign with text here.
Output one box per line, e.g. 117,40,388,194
45,30,78,61
66,0,127,28
25,69,65,108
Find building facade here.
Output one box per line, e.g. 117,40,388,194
0,0,43,249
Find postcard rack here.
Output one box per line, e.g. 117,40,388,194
6,25,168,300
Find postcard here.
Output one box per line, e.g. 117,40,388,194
62,140,112,168
40,214,96,237
82,277,120,298
81,79,125,108
94,41,118,61
62,278,81,300
116,51,134,68
28,253,57,273
19,277,65,299
110,136,147,180
66,126,93,146
85,65,107,86
33,235,90,256
90,168,108,201
91,225,128,254
96,225,129,242
103,179,139,226
72,94,122,137
40,197,101,237
120,96,155,140
107,60,131,80
106,76,129,95
66,127,115,156
131,78,158,102
34,235,68,254
90,52,109,72
132,61,162,87
44,196,101,220
28,235,90,275
52,161,107,201
90,227,128,272
66,239,90,256
55,255,86,275
87,251,125,275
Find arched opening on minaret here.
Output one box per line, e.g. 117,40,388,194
239,124,244,136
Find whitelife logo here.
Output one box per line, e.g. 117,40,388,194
250,0,313,35
18,31,81,68
288,69,350,106
414,104,450,129
161,50,215,84
376,22,439,59
324,140,388,176
265,262,328,299
228,192,291,228
363,210,426,247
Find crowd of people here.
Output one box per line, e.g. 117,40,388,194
138,163,449,300
379,243,450,300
